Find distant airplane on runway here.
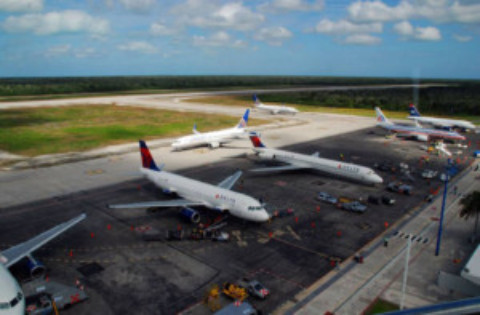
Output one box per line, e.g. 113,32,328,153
247,132,383,185
108,141,270,223
407,104,476,131
252,95,298,115
0,214,86,315
171,109,250,150
375,107,466,142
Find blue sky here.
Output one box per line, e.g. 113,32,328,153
0,0,479,78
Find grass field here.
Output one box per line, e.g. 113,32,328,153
186,95,480,123
364,299,399,314
185,96,410,119
0,105,265,156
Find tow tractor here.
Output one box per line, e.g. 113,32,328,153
222,282,248,301
23,278,88,314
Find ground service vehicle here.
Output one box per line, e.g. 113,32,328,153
316,192,338,204
387,182,413,195
238,278,269,299
222,282,248,301
342,201,367,213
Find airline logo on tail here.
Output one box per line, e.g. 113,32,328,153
249,132,266,148
252,94,261,106
237,109,250,128
409,104,421,117
375,107,386,123
140,140,160,171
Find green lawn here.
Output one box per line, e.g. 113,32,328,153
364,299,399,314
0,105,265,156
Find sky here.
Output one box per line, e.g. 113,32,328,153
0,0,479,78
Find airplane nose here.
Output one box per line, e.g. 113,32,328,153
373,174,383,184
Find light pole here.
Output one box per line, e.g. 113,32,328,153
400,235,412,310
435,161,452,256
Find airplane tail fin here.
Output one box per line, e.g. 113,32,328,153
192,123,200,134
375,107,392,125
252,94,261,107
236,109,250,128
409,104,421,117
249,132,266,148
139,140,160,171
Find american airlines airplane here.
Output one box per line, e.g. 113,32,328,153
0,214,86,315
407,104,476,131
108,141,270,223
252,95,299,115
248,132,383,185
375,107,466,142
171,109,250,150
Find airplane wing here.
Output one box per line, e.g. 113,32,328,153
2,213,86,267
250,165,308,173
108,199,203,209
217,170,242,190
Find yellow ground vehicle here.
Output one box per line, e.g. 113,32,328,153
222,282,248,301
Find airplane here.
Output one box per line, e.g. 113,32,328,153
252,94,299,115
247,132,383,185
0,213,86,315
375,107,466,142
407,104,476,131
108,140,270,223
171,109,250,150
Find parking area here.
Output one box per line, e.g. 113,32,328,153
1,127,478,314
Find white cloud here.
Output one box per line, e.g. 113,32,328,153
119,0,156,13
193,31,246,48
74,47,97,58
2,10,110,35
117,41,159,54
348,0,480,24
44,44,71,57
171,0,264,31
393,21,441,41
254,26,292,46
343,34,381,45
315,19,382,35
150,22,178,36
453,34,472,42
259,0,324,12
0,0,42,12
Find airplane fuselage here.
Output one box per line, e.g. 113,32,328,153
172,127,246,150
408,116,476,130
141,168,270,222
256,104,298,115
377,122,466,141
253,148,383,185
0,263,25,315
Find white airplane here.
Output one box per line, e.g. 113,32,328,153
247,132,383,185
375,107,466,142
407,104,476,131
0,214,86,315
252,95,298,115
171,109,250,150
108,140,270,223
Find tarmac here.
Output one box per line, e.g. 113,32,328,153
1,90,479,314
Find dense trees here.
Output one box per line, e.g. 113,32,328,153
0,76,479,115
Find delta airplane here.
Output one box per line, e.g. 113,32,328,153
407,104,476,131
248,132,383,185
252,95,298,115
375,107,466,142
108,141,270,223
171,109,250,150
0,214,86,315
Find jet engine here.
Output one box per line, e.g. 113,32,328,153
27,256,46,279
180,208,200,224
209,142,220,149
415,134,429,142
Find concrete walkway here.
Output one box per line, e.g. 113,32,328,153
279,161,480,314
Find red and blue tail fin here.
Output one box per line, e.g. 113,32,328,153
249,132,266,148
236,109,250,128
375,107,392,125
139,140,160,171
408,104,421,117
